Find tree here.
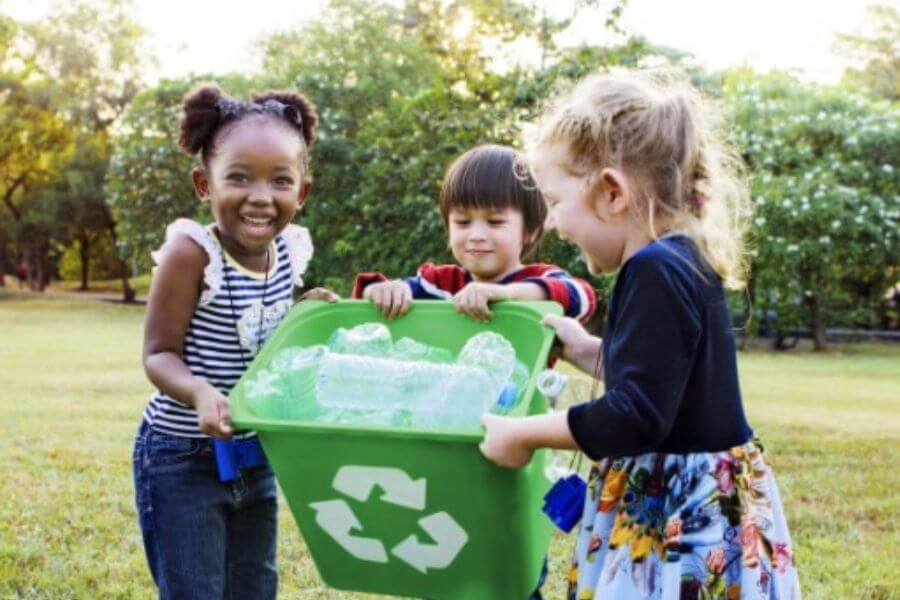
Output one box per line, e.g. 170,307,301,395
0,13,74,288
836,3,900,102
15,0,149,298
24,0,148,130
725,70,900,350
49,134,115,290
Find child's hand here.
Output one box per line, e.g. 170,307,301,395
479,414,534,468
363,280,412,319
193,383,233,439
453,282,509,322
300,287,340,302
541,314,603,376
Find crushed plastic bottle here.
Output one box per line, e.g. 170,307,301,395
390,337,455,363
458,331,517,387
327,323,392,356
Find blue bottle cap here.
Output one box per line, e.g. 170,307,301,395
495,384,518,410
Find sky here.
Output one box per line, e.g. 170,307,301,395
2,0,891,84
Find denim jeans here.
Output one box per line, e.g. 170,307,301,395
133,421,278,600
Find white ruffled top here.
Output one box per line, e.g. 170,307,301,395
151,218,314,306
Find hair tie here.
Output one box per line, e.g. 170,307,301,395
257,99,303,128
281,103,303,128
216,98,241,119
216,97,304,129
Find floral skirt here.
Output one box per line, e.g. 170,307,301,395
568,440,800,600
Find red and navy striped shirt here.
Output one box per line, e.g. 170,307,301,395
353,262,597,323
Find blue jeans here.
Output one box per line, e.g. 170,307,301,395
133,421,278,600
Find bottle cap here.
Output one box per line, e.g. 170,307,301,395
496,383,518,409
536,369,567,398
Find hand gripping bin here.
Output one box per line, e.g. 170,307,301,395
230,300,562,599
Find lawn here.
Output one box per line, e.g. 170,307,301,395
1,289,898,599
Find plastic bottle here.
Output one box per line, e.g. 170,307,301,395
390,337,455,363
327,323,392,356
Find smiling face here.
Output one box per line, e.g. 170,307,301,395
192,116,308,263
448,206,528,282
532,142,630,275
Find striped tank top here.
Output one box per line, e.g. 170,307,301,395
143,219,312,438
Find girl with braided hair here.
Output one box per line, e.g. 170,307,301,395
480,71,801,599
134,83,336,599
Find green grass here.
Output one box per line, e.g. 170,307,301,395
1,290,898,599
51,274,152,298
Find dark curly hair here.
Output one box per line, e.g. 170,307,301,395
178,83,318,173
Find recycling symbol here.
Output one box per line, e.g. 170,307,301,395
309,466,468,573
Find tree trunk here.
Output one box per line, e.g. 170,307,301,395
0,232,6,287
117,256,135,303
38,241,51,291
26,243,40,291
106,222,135,303
100,206,136,303
79,235,91,291
804,291,828,351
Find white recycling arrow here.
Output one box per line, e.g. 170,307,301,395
309,499,388,563
333,466,426,510
391,511,469,574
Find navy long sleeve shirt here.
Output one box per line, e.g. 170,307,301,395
567,235,753,459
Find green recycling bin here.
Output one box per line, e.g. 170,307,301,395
230,299,562,599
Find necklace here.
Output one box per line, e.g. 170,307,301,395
215,228,271,365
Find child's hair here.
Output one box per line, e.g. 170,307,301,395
526,70,750,289
439,144,546,256
178,83,318,176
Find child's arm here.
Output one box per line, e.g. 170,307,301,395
143,236,233,439
453,265,597,322
480,411,576,468
479,314,601,468
351,272,410,318
482,254,703,468
353,264,469,319
451,282,539,321
541,314,603,377
518,266,597,323
363,280,413,319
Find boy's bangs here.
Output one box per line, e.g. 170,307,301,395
444,159,520,214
